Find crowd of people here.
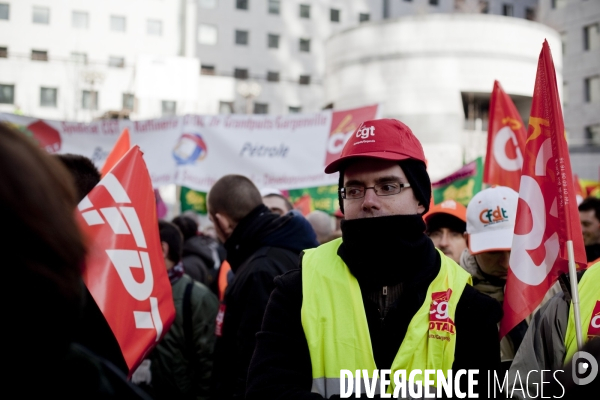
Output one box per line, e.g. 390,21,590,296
3,118,599,399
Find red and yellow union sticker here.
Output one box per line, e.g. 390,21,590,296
588,301,600,340
429,289,455,337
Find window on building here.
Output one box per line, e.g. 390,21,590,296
267,71,280,82
584,76,600,103
162,100,176,117
525,7,535,21
109,56,125,68
219,101,234,114
32,6,50,24
268,34,279,49
502,4,513,17
268,0,280,15
0,3,9,20
583,23,599,51
478,1,489,13
236,0,248,10
330,9,340,22
561,31,567,55
71,52,87,64
199,0,217,9
147,20,162,36
122,93,134,110
551,0,567,9
234,68,249,79
82,90,98,110
359,13,370,23
254,103,268,114
563,82,568,106
429,0,439,5
40,87,57,107
0,84,14,104
299,75,310,85
585,124,600,146
0,46,7,58
300,4,310,19
289,106,301,113
31,50,48,61
235,30,249,45
110,15,126,32
299,38,310,52
201,64,215,75
198,24,218,45
72,11,89,29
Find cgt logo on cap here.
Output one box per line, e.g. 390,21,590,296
356,125,375,139
479,206,509,225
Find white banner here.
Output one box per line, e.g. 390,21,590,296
0,105,379,191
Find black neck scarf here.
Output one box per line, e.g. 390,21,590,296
338,214,437,291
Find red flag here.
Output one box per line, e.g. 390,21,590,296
101,127,131,177
500,41,587,338
574,174,585,205
293,194,313,216
484,80,527,191
77,146,175,374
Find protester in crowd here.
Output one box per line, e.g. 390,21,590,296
305,210,335,244
460,185,526,373
55,152,129,373
2,123,149,398
424,199,468,264
246,119,501,399
208,175,319,399
172,214,226,296
579,197,600,262
145,221,219,400
508,260,599,398
261,188,294,216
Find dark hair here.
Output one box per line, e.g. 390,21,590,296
337,159,431,215
55,153,101,202
263,193,293,212
426,214,466,235
207,174,263,222
172,215,198,241
579,197,600,221
159,220,183,263
1,123,86,369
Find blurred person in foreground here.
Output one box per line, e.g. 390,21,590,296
147,221,219,400
1,123,148,398
246,119,501,399
55,152,129,373
425,199,467,264
208,175,319,400
461,186,525,373
579,197,600,262
305,210,335,244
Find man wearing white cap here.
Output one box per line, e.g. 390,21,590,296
460,186,524,371
247,119,501,399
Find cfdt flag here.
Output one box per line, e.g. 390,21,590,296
484,80,527,192
500,41,587,338
77,146,175,374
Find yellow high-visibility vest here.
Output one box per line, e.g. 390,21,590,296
564,261,600,362
301,238,472,398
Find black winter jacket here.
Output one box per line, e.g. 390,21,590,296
211,205,319,400
246,243,503,399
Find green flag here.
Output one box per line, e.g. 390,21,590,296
432,157,483,207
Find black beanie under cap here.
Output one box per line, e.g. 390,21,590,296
337,159,431,215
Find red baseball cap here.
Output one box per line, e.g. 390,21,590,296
324,118,426,174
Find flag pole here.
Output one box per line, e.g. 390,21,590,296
566,240,584,350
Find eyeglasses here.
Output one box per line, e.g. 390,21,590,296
339,182,411,199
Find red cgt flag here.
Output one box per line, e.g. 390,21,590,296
484,80,527,192
500,41,587,338
77,145,175,375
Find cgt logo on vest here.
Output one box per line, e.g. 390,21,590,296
479,206,509,226
429,289,455,337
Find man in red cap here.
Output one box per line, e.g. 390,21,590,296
246,119,501,399
425,200,468,264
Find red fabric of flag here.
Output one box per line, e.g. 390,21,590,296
77,146,175,375
101,127,131,177
484,80,527,192
500,41,587,338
